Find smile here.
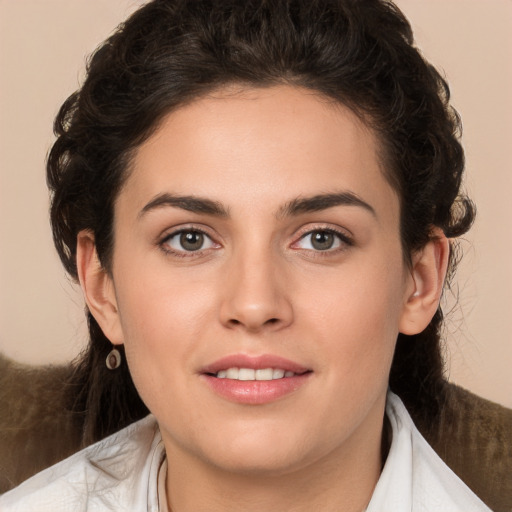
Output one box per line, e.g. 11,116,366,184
201,355,312,405
215,368,300,380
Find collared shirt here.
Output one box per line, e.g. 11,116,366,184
0,392,491,511
366,393,491,511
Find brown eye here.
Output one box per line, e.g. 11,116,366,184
310,231,335,251
163,229,215,253
180,231,204,251
295,229,351,252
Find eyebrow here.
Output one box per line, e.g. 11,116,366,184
278,192,376,218
138,193,229,219
138,190,375,220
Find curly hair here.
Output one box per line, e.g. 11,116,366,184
47,0,474,445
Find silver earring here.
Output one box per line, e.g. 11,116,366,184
106,348,122,370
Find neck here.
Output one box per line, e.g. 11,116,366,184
162,416,385,512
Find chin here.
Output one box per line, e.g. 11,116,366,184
192,424,322,477
206,448,312,477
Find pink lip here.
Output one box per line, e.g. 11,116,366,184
200,354,312,405
201,354,310,375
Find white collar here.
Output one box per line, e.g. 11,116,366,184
366,392,490,511
0,393,490,512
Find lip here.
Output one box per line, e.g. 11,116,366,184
200,354,312,405
201,354,310,375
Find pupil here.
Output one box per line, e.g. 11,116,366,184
311,231,334,250
180,231,203,251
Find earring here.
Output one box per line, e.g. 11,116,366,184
106,347,122,370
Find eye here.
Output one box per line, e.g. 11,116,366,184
162,229,216,253
295,229,350,251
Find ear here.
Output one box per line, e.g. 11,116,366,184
399,229,450,335
76,230,124,345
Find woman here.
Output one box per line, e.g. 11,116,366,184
0,0,492,510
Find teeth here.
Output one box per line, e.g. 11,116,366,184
239,368,255,380
255,368,273,380
226,368,239,379
215,367,298,380
272,369,285,379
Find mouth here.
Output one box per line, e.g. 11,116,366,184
209,367,308,380
200,354,313,404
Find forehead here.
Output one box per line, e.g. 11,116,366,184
120,85,398,222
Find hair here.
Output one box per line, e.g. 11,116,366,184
48,0,474,445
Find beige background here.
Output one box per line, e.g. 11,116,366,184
0,0,511,408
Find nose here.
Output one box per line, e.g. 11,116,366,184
219,248,293,333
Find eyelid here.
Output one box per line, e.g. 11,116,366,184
158,225,221,256
291,224,354,251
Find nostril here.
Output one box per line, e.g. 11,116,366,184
227,317,279,329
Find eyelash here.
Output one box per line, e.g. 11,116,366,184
159,227,219,258
158,225,353,258
292,227,354,255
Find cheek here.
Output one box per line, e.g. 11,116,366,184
115,282,212,419
114,253,216,340
299,254,407,372
112,266,217,385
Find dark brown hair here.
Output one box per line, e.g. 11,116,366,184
48,0,474,445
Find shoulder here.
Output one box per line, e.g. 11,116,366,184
0,415,164,512
422,383,512,511
367,392,492,512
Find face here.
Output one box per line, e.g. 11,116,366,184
92,86,420,475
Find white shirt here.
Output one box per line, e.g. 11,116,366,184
0,392,491,511
366,393,491,511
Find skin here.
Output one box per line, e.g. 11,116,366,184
78,85,448,512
